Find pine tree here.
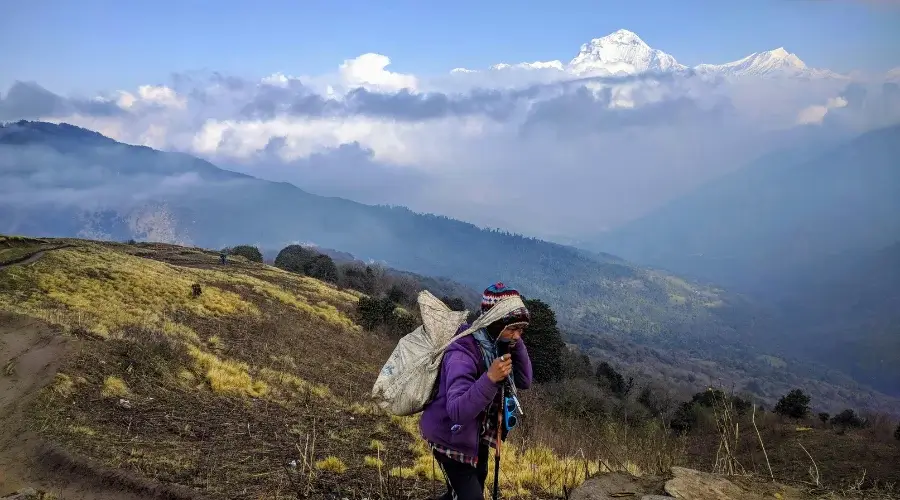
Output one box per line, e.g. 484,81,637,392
522,298,565,384
774,389,811,419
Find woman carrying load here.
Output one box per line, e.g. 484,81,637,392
419,282,533,500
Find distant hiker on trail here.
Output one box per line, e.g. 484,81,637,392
219,251,227,265
420,282,533,500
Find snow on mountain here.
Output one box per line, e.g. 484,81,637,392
566,29,686,75
491,60,565,71
455,29,844,80
694,47,844,79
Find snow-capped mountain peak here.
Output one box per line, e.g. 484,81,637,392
456,29,843,80
693,47,843,79
490,60,565,71
567,29,686,76
597,29,648,47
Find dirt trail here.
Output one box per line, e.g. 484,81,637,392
0,251,46,271
0,244,75,271
0,314,167,500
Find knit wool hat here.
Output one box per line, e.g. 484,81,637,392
481,282,531,326
481,282,522,312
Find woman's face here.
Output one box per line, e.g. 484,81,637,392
499,322,527,342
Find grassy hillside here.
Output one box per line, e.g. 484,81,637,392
3,121,899,417
0,120,746,348
2,235,898,499
0,236,616,499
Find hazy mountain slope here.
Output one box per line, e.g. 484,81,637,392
260,244,483,309
764,241,900,395
0,121,741,354
3,236,895,499
591,123,900,292
7,121,900,413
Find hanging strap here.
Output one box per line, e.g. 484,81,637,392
429,296,527,363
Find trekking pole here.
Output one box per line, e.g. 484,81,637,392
492,384,504,500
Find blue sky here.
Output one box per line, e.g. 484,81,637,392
2,0,898,95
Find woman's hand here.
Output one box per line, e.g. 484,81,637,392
487,354,513,383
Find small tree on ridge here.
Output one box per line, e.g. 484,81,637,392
774,389,810,419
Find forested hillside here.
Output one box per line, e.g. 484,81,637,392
3,120,898,414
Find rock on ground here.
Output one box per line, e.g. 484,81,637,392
664,467,765,500
569,471,669,500
572,466,811,500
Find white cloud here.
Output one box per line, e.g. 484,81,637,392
115,85,187,110
338,53,418,92
797,96,849,125
3,34,897,240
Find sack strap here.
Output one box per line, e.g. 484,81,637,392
429,296,526,362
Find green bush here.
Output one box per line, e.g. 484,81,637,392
670,401,701,435
275,245,338,283
356,296,416,337
228,245,263,263
774,389,810,419
689,389,751,416
357,296,396,331
596,361,633,398
561,349,593,380
339,263,378,294
830,409,866,429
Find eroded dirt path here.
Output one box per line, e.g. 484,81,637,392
0,314,166,500
0,313,70,495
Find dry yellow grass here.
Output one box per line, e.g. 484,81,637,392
186,345,270,398
252,266,361,313
52,373,75,398
0,245,253,337
6,236,634,497
315,456,348,474
0,242,361,337
100,376,130,398
68,425,97,437
388,414,642,497
258,367,332,400
0,238,369,413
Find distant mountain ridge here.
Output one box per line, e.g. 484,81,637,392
0,120,739,349
588,123,900,396
758,241,900,395
455,28,851,80
694,47,843,79
590,123,900,292
5,120,900,414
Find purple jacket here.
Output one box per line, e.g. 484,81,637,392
419,327,533,458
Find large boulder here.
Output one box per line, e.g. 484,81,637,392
664,467,762,500
572,467,809,500
569,471,668,500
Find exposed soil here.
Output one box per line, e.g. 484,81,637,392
0,313,190,500
0,251,46,271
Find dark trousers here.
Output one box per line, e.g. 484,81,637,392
433,443,491,500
